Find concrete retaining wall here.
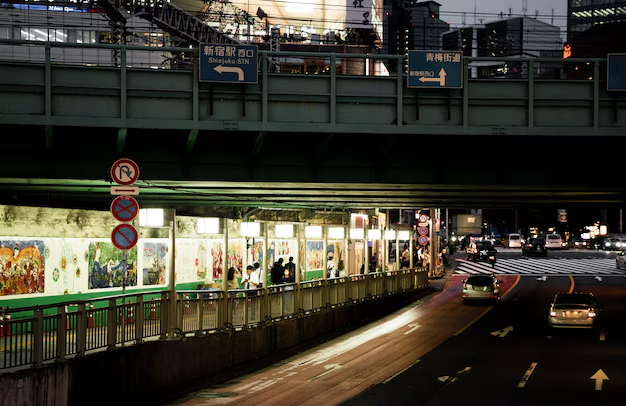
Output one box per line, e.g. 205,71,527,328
0,289,426,406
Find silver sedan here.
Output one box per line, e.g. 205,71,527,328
548,292,599,329
462,274,501,304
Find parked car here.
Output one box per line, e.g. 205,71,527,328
548,292,599,330
462,274,501,304
522,237,547,257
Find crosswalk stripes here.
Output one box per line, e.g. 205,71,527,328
454,257,624,276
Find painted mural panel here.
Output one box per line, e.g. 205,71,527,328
208,240,224,281
47,238,89,295
247,240,264,270
227,239,244,274
174,239,203,283
87,241,138,289
305,241,324,271
142,242,168,286
0,239,45,296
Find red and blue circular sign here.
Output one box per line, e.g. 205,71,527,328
111,224,139,250
418,226,429,236
418,235,429,246
110,158,140,186
110,196,139,222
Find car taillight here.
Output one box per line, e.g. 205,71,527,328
588,311,597,318
550,311,557,317
528,244,533,248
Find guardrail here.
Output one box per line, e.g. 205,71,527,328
0,39,605,80
0,268,429,372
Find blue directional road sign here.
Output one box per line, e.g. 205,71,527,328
199,43,258,84
407,50,463,89
607,54,626,91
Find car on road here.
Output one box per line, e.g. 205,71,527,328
548,292,599,329
616,251,626,269
545,234,563,250
465,240,498,267
461,274,501,304
507,233,522,248
521,237,547,257
602,237,626,251
569,238,589,249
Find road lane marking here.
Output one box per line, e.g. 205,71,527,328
454,306,493,336
454,275,521,337
517,362,538,388
382,359,420,384
568,275,575,293
591,369,609,390
404,323,422,334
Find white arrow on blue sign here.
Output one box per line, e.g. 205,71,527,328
199,43,258,84
407,50,463,89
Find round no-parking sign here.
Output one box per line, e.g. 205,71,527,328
418,235,429,246
418,226,429,236
111,224,139,250
110,196,140,222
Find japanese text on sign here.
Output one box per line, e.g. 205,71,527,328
203,45,254,64
425,52,462,63
410,70,435,77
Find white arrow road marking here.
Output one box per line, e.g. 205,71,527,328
600,329,607,341
404,323,422,334
537,276,548,281
457,366,472,374
438,376,451,382
308,364,342,381
590,369,609,390
518,362,538,388
596,276,603,282
214,65,245,81
490,326,514,338
419,68,447,86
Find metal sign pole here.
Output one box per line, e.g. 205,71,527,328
121,249,127,346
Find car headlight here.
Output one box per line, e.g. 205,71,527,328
550,311,557,317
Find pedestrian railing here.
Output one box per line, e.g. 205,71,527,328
0,268,428,372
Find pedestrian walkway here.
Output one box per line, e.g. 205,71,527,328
455,258,622,276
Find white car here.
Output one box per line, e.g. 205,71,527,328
545,234,563,250
508,233,522,248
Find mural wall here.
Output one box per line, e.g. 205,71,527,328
305,241,324,271
0,239,45,296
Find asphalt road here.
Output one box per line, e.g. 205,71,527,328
341,275,626,406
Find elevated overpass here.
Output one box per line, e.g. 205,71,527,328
1,40,625,212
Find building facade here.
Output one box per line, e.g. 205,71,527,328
383,0,449,73
567,0,626,41
442,17,562,78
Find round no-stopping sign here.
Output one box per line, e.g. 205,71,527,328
110,196,140,222
418,235,429,246
418,226,429,236
111,224,139,250
418,213,429,223
111,158,140,186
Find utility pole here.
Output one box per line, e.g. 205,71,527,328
620,209,623,234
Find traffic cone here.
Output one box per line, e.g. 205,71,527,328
149,297,156,320
4,306,11,336
88,302,94,328
126,299,134,324
184,293,190,315
0,307,4,338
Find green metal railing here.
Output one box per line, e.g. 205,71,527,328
0,268,429,372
